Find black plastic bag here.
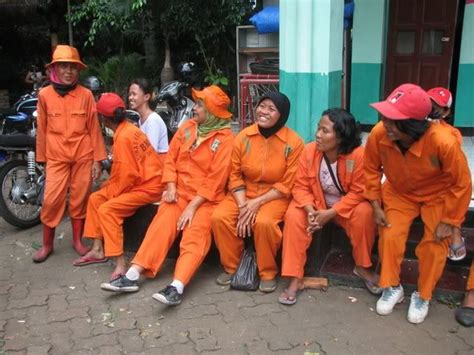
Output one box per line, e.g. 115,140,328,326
230,238,259,291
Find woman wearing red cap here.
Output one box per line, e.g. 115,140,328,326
211,91,304,293
73,93,164,280
427,87,465,261
100,85,234,306
365,83,472,324
33,45,107,263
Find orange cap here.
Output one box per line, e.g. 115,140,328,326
192,85,232,119
46,45,87,70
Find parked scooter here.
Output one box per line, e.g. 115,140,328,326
0,110,43,228
154,62,196,139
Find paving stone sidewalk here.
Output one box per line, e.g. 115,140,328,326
0,218,472,355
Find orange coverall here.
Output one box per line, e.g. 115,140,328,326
439,120,463,145
282,143,375,279
364,121,472,300
84,121,163,257
36,85,107,227
212,124,304,280
468,262,474,291
131,120,234,285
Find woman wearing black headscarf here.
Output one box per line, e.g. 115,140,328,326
212,92,304,293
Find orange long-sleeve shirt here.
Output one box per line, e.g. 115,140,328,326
103,121,163,198
161,120,234,203
292,143,367,219
364,121,472,227
439,120,463,145
228,124,304,199
36,85,106,162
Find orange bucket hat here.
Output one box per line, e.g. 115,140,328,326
46,45,87,70
192,85,232,119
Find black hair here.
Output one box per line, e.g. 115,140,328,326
321,108,361,154
130,78,153,95
393,119,430,141
109,107,126,124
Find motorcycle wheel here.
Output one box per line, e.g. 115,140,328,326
0,160,41,229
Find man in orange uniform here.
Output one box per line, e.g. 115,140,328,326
455,262,474,327
212,92,304,293
280,108,379,305
100,85,234,306
33,45,107,263
365,83,472,324
74,93,163,280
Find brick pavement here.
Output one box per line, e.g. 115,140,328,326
0,218,473,354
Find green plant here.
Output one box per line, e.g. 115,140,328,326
196,35,229,87
80,52,147,97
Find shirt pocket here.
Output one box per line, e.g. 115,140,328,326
46,111,63,133
70,110,87,134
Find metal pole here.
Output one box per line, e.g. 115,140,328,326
67,0,73,46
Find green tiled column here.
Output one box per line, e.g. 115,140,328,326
350,0,387,125
280,0,344,142
455,2,474,128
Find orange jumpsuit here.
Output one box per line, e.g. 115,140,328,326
364,121,472,300
131,120,233,285
439,120,463,145
282,144,375,279
36,85,107,227
468,262,474,291
212,124,304,280
84,121,163,257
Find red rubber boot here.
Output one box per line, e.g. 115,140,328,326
32,225,55,263
71,218,90,256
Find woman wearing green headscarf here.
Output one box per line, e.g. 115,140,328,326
100,85,234,307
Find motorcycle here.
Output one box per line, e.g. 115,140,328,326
0,90,43,228
154,62,196,139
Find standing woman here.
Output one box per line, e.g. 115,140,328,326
279,108,380,305
212,92,304,293
100,85,234,306
128,78,168,159
365,83,471,324
33,45,107,262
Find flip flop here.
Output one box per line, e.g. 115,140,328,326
455,306,474,327
73,255,108,266
278,288,298,305
353,268,383,295
448,238,466,261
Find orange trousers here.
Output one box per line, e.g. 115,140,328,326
379,184,449,300
132,198,216,285
211,194,289,280
41,158,93,228
282,200,375,278
467,262,474,291
84,187,161,257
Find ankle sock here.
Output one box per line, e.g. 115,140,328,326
170,280,184,294
125,267,140,281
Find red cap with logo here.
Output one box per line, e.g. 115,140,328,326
370,83,432,120
96,93,126,118
427,87,452,108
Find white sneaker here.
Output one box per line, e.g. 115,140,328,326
376,285,404,315
407,291,429,324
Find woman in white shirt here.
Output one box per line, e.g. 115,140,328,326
128,78,169,158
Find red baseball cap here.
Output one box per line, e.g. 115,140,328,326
370,83,432,120
427,87,452,108
96,93,126,118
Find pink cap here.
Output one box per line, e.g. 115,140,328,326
96,93,125,118
370,83,432,120
427,87,453,108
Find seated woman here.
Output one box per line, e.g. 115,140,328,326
100,85,234,306
211,92,304,293
73,93,163,280
365,83,471,324
128,78,169,157
455,262,474,327
279,108,380,305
